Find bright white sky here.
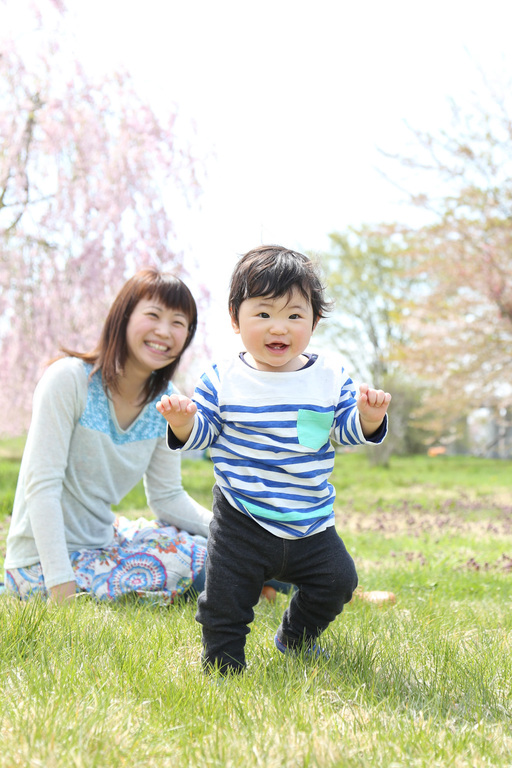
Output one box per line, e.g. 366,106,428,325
7,0,512,356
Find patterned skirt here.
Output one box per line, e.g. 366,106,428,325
5,516,207,605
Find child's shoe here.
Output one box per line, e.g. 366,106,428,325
274,633,329,660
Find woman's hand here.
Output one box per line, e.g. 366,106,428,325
49,581,77,604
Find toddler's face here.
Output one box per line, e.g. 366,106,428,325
231,286,316,372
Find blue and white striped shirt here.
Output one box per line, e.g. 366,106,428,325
168,353,387,539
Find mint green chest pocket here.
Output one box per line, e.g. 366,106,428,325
297,409,334,450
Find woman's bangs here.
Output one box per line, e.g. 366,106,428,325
148,279,197,324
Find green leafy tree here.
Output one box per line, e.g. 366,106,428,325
317,225,426,460
319,224,416,384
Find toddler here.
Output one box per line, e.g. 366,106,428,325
157,245,391,673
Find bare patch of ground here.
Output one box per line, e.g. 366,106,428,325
336,495,512,538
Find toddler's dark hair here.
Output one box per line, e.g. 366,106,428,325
228,245,331,326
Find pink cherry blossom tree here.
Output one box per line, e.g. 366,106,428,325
0,1,206,434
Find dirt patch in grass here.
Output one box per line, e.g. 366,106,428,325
336,494,512,538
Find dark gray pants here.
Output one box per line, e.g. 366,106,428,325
196,485,358,673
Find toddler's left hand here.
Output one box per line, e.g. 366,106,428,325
357,383,391,425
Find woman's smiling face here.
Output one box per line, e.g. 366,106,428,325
125,298,190,376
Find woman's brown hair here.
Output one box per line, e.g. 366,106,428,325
61,267,197,405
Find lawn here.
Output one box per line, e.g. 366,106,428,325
1,443,511,767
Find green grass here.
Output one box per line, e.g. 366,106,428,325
1,441,512,767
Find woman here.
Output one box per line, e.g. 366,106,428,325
4,267,211,604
